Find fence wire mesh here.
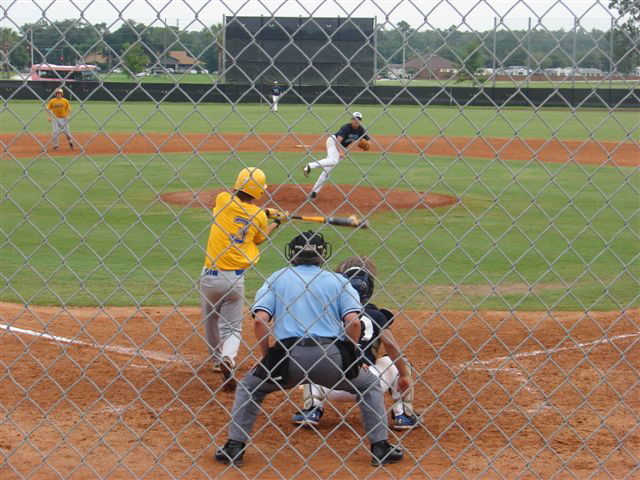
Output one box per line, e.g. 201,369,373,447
1,0,639,479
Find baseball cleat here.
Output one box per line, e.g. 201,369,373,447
371,440,403,465
220,356,236,392
69,142,74,150
215,439,245,466
392,412,419,430
52,146,59,151
302,164,310,177
308,191,317,201
292,407,323,426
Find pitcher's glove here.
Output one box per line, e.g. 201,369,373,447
266,208,289,225
358,138,371,151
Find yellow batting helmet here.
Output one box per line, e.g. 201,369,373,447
234,167,267,199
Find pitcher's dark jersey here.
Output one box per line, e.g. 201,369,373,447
334,123,370,148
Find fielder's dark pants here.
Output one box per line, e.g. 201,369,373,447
227,343,388,444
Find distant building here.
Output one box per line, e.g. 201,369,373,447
403,54,457,79
500,66,530,76
634,66,640,76
82,52,110,66
561,67,604,76
543,67,565,76
158,50,201,71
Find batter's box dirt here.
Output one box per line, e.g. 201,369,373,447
160,184,458,216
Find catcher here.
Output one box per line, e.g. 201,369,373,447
302,112,370,201
291,256,419,430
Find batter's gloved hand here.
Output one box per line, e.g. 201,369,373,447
266,208,289,224
357,138,371,151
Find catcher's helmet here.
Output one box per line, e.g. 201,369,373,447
285,230,331,265
234,167,267,199
342,266,374,304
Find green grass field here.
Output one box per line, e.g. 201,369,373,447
2,101,638,142
1,145,638,311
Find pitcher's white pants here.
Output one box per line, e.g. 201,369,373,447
307,135,341,195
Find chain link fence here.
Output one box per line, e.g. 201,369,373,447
1,1,639,478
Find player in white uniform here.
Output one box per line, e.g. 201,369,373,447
270,81,282,112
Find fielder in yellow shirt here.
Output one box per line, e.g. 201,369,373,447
200,167,287,390
46,87,74,151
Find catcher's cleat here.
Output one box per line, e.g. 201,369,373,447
302,164,311,177
392,412,419,430
212,361,222,373
215,439,245,466
370,440,403,466
292,406,323,426
220,356,236,392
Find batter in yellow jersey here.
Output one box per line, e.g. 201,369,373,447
46,88,74,151
199,167,285,390
204,191,268,270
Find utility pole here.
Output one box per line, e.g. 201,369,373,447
572,18,577,90
163,17,167,70
609,17,614,90
402,30,406,82
526,17,531,89
492,17,497,89
30,28,34,66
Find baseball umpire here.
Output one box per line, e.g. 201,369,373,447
292,256,420,430
302,112,370,200
270,81,282,112
215,231,404,467
200,167,285,391
46,87,74,151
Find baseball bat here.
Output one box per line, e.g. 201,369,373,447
290,214,368,229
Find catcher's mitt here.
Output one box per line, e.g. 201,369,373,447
358,138,371,151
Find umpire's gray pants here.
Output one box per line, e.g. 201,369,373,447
199,270,245,366
228,343,388,444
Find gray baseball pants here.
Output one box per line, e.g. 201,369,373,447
199,270,245,366
228,343,388,444
51,117,72,147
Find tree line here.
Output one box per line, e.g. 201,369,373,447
1,16,637,75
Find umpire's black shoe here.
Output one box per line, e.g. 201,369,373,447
371,440,403,465
215,439,245,466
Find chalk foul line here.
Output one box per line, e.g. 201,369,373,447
0,323,200,366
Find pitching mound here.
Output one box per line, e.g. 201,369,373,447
160,184,457,215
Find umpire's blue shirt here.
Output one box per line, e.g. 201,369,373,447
252,265,362,340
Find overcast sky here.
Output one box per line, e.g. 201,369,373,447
2,0,621,32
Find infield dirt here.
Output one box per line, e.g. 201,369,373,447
1,302,638,479
3,132,639,167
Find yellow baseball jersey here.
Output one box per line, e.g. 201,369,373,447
47,97,71,118
204,192,268,270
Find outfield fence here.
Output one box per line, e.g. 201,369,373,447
1,1,639,479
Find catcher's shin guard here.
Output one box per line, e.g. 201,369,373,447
302,383,326,410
